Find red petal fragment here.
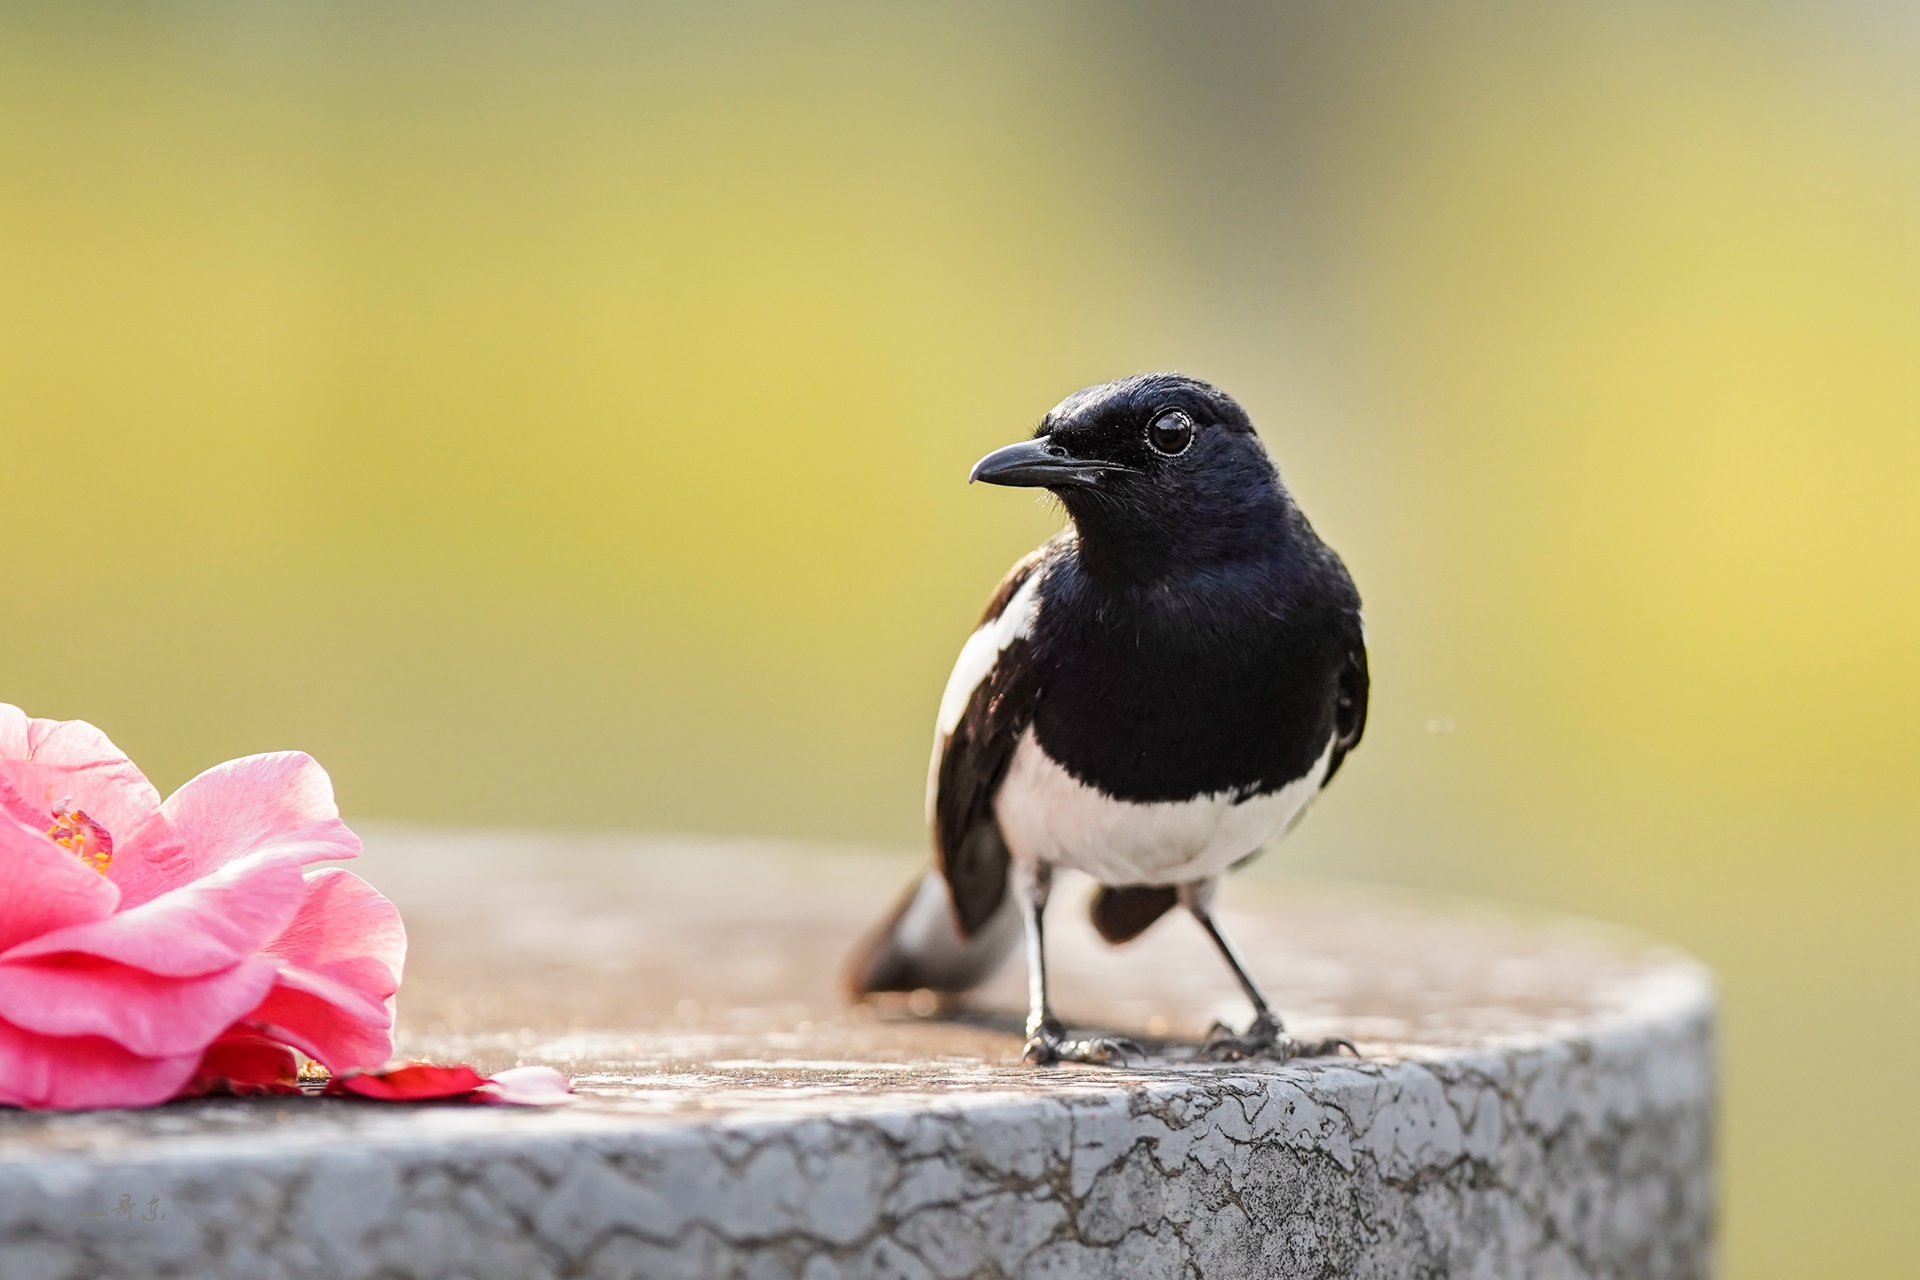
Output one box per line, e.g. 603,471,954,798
325,1062,490,1100
179,1032,302,1098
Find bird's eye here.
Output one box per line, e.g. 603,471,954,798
1146,410,1195,456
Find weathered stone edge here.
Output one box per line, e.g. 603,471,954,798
0,962,1712,1280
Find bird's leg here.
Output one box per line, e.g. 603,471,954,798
1016,863,1140,1066
1016,861,1061,1059
1179,881,1356,1063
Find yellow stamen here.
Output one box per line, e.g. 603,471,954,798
46,798,113,876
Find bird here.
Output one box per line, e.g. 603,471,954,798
845,373,1368,1065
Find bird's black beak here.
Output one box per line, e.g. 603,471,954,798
968,437,1137,488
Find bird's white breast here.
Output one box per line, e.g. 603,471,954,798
993,729,1334,884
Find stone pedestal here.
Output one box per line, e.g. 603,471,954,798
0,828,1713,1279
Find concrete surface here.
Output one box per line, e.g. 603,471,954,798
0,827,1715,1279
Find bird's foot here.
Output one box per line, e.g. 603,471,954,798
1200,1013,1358,1063
1022,1017,1144,1067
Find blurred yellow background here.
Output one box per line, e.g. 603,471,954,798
3,2,1915,1274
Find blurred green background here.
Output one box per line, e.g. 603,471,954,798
3,1,1915,1273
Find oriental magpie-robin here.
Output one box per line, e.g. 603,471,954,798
847,374,1368,1065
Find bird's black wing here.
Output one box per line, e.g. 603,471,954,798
1323,630,1369,784
932,548,1049,937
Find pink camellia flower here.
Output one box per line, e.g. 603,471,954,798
0,705,404,1110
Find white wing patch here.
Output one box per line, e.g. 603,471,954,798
935,570,1043,738
994,731,1336,884
925,569,1044,820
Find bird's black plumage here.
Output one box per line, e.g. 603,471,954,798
849,373,1367,1065
932,551,1043,936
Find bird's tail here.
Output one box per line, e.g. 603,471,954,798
844,867,1022,999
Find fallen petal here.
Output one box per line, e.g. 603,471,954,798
475,1065,575,1106
323,1061,574,1106
325,1062,488,1100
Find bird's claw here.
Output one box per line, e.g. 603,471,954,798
1200,1015,1359,1063
1022,1019,1144,1066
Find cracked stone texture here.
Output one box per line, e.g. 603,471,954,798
0,828,1714,1279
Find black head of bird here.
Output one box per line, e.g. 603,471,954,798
968,374,1293,582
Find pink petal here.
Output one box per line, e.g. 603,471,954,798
262,867,407,988
106,814,196,909
0,1017,199,1111
259,818,359,866
2,850,306,977
267,958,395,1027
0,705,162,844
0,956,276,1057
0,771,42,832
180,1032,302,1098
239,984,394,1072
237,868,405,1073
0,817,118,954
157,753,359,888
325,1063,488,1100
477,1065,575,1106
